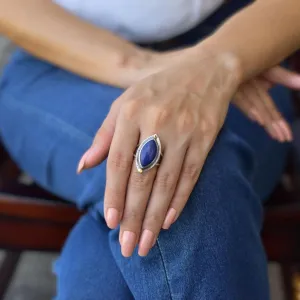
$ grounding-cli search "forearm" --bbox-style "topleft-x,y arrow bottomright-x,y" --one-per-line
200,0 -> 300,82
0,0 -> 147,87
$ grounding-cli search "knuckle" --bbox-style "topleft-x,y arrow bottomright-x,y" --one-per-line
177,110 -> 197,134
122,100 -> 140,120
151,106 -> 170,128
110,100 -> 120,112
130,171 -> 152,190
171,194 -> 189,210
181,163 -> 201,182
105,187 -> 124,208
143,213 -> 164,228
155,171 -> 177,192
198,117 -> 218,136
105,185 -> 124,201
122,209 -> 143,224
108,152 -> 132,172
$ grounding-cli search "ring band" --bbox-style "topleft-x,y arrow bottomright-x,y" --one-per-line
135,134 -> 162,173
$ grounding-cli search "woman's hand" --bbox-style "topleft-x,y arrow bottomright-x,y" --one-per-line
78,50 -> 241,257
143,54 -> 300,143
138,53 -> 300,143
232,66 -> 300,142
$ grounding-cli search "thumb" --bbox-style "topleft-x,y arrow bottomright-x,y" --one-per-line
263,66 -> 300,90
77,104 -> 119,173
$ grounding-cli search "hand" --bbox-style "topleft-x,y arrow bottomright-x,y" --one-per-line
232,66 -> 300,142
77,49 -> 241,257
139,50 -> 300,143
133,47 -> 196,83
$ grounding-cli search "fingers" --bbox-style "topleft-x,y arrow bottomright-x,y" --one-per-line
119,137 -> 158,257
233,90 -> 265,125
77,102 -> 120,173
241,82 -> 281,140
263,66 -> 300,90
104,112 -> 140,230
137,144 -> 186,256
161,134 -> 212,232
252,80 -> 293,142
233,80 -> 292,142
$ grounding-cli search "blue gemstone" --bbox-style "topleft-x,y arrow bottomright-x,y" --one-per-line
140,139 -> 158,168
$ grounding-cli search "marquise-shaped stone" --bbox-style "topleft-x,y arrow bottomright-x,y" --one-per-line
140,139 -> 158,168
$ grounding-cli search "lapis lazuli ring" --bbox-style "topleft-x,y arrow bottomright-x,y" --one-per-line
135,134 -> 163,173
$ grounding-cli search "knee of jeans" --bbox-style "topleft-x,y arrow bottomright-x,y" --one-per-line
209,126 -> 256,180
168,127 -> 262,243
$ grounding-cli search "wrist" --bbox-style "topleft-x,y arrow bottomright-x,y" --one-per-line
116,46 -> 161,86
192,39 -> 244,86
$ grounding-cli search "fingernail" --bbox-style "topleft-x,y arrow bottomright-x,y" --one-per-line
267,124 -> 277,140
278,120 -> 293,142
106,208 -> 120,229
138,229 -> 155,257
152,237 -> 157,247
77,151 -> 89,174
119,231 -> 123,244
272,122 -> 284,142
121,231 -> 136,257
162,208 -> 177,230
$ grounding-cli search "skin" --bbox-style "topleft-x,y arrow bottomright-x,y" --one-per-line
1,0 -> 300,257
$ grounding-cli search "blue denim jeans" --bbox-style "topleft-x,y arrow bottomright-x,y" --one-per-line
0,1 -> 294,299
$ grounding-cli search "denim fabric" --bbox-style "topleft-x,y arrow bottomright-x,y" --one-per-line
0,1 -> 294,299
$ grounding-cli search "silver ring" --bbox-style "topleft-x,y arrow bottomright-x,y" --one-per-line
135,134 -> 162,173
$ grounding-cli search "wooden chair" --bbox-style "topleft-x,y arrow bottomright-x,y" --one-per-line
0,54 -> 300,300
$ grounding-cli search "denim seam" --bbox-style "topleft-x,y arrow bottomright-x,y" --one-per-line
1,91 -> 93,146
156,238 -> 173,300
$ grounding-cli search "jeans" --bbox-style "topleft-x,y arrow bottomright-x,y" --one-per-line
0,1 -> 294,299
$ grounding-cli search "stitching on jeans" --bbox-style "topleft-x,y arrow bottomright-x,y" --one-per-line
156,238 -> 173,300
1,91 -> 93,146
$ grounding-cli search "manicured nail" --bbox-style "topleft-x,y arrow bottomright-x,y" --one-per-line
275,122 -> 288,143
152,237 -> 157,247
278,120 -> 293,142
119,231 -> 123,244
121,231 -> 136,257
271,123 -> 284,142
77,151 -> 89,174
266,124 -> 277,140
138,229 -> 155,257
106,208 -> 120,229
162,208 -> 177,230
275,121 -> 287,142
248,110 -> 255,122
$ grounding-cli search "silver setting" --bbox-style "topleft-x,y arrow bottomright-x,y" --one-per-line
135,134 -> 162,173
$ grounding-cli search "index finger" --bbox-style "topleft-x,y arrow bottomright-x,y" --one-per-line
104,106 -> 140,229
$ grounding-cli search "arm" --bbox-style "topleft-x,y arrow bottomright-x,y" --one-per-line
0,0 -> 151,87
201,0 -> 300,81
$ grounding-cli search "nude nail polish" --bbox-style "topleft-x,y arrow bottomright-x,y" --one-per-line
106,208 -> 120,229
77,151 -> 89,174
139,229 -> 155,257
162,208 -> 177,230
121,231 -> 136,257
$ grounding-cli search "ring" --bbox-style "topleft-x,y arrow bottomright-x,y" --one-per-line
135,134 -> 163,173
